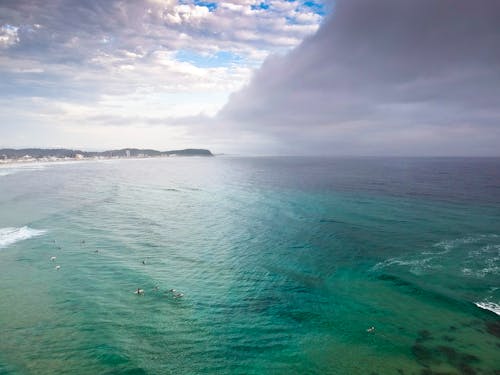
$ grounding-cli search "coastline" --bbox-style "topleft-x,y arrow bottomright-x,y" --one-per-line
0,148 -> 214,166
0,155 -> 171,167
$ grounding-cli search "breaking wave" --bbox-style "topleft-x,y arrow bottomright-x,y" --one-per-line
372,234 -> 500,277
0,164 -> 47,177
474,301 -> 500,316
0,226 -> 47,249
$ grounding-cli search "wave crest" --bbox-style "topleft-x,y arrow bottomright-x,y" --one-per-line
0,226 -> 47,248
373,234 -> 499,277
474,301 -> 500,316
0,164 -> 47,177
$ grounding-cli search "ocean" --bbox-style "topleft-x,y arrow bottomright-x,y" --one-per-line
0,157 -> 499,374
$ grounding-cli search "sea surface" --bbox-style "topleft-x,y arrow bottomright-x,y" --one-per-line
0,157 -> 499,375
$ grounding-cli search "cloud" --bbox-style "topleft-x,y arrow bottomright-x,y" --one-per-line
217,0 -> 500,155
0,0 -> 324,98
0,0 -> 323,69
0,0 -> 325,149
0,24 -> 19,48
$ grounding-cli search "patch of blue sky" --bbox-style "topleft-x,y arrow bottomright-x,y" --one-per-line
285,0 -> 326,24
251,2 -> 269,11
1,24 -> 18,32
192,0 -> 217,11
302,0 -> 326,15
175,50 -> 243,68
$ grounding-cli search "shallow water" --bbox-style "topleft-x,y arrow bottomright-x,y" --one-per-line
0,157 -> 499,374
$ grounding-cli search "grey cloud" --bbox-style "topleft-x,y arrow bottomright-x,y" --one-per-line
85,113 -> 210,127
217,0 -> 500,155
0,0 -> 321,64
0,0 -> 322,103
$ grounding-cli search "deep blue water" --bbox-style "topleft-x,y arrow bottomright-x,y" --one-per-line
0,157 -> 499,374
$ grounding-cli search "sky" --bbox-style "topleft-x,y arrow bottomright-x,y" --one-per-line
1,0 -> 499,155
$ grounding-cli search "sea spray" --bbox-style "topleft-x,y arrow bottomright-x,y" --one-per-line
0,226 -> 47,248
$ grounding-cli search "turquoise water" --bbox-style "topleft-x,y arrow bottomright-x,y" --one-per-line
0,157 -> 499,374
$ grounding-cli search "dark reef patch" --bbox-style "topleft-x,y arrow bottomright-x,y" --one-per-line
411,338 -> 481,375
441,335 -> 455,342
412,344 -> 436,364
416,330 -> 433,343
436,345 -> 479,365
485,321 -> 500,338
378,274 -> 412,287
420,370 -> 454,375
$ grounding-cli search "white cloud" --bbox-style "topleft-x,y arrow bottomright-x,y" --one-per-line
291,12 -> 322,25
0,24 -> 19,48
0,0 -> 325,149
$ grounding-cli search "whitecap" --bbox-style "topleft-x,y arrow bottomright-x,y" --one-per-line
0,226 -> 47,249
433,234 -> 499,252
474,301 -> 500,316
433,236 -> 480,252
0,170 -> 14,177
462,267 -> 474,276
371,257 -> 434,274
0,164 -> 47,177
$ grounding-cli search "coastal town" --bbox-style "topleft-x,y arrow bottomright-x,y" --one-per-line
0,148 -> 213,164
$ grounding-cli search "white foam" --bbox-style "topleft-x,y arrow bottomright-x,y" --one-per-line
0,171 -> 13,177
474,301 -> 500,316
0,226 -> 47,248
0,164 -> 47,177
462,243 -> 500,278
433,234 -> 499,252
372,257 -> 434,274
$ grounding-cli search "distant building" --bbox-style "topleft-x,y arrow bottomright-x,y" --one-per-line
126,150 -> 131,158
75,154 -> 84,160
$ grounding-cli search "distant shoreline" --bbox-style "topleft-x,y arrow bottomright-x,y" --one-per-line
0,148 -> 214,165
0,155 -> 172,167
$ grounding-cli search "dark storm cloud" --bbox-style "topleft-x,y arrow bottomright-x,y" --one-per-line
218,0 -> 500,155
